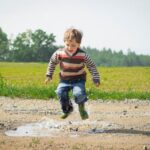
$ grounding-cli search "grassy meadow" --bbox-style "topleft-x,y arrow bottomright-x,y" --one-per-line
0,62 -> 150,100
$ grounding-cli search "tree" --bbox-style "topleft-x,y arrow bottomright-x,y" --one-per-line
31,29 -> 56,61
0,27 -> 9,60
12,30 -> 33,61
11,29 -> 56,62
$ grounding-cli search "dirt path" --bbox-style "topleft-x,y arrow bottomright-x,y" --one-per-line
0,96 -> 150,150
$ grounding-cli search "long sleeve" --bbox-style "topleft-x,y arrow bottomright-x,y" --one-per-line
46,51 -> 59,79
84,53 -> 100,84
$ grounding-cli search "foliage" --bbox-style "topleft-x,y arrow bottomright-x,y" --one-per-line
0,27 -> 9,61
10,29 -> 57,62
0,73 -> 6,89
0,27 -> 150,66
83,47 -> 150,66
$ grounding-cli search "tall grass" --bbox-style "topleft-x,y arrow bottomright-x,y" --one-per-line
0,62 -> 150,100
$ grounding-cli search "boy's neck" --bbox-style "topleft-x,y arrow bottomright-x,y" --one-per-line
65,48 -> 79,56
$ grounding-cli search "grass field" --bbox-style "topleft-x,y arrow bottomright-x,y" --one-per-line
0,62 -> 150,100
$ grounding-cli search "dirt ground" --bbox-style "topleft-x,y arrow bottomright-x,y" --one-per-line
0,96 -> 150,150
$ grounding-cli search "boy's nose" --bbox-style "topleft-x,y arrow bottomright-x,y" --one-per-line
68,47 -> 73,50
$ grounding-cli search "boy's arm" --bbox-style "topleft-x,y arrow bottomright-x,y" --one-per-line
84,53 -> 100,85
46,51 -> 59,80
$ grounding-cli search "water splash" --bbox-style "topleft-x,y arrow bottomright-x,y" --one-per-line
5,117 -> 67,137
5,117 -> 122,137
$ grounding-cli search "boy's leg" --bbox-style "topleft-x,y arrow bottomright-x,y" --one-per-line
72,80 -> 89,120
61,100 -> 73,119
78,103 -> 89,120
56,82 -> 73,119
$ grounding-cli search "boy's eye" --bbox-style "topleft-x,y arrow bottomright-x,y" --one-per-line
67,44 -> 76,47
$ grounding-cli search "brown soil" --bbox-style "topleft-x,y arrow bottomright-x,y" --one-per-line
0,96 -> 150,150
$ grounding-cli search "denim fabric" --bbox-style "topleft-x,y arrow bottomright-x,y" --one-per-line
55,79 -> 88,112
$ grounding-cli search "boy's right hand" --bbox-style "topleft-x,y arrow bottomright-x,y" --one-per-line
45,77 -> 51,84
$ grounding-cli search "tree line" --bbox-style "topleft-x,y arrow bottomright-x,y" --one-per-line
83,47 -> 150,66
0,27 -> 150,66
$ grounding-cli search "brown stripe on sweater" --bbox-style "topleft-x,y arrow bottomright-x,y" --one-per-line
60,68 -> 85,76
61,62 -> 84,68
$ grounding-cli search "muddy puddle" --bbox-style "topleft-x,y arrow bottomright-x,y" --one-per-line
5,117 -> 123,137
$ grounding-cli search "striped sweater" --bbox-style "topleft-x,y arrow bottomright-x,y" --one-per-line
46,48 -> 100,84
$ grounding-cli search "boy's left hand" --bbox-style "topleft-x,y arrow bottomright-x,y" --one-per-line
95,82 -> 100,87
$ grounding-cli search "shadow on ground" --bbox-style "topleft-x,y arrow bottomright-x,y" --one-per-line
88,128 -> 150,136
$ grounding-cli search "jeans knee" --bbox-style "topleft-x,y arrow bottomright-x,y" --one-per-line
73,90 -> 82,98
75,95 -> 88,104
73,90 -> 87,104
56,89 -> 68,98
73,86 -> 83,97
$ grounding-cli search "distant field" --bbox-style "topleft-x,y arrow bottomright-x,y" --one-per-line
0,62 -> 150,100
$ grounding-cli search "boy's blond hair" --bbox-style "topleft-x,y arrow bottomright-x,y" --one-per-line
64,28 -> 83,44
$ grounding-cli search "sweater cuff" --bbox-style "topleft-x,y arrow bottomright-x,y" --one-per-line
46,74 -> 52,79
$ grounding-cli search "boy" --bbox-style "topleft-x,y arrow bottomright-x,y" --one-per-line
45,28 -> 100,120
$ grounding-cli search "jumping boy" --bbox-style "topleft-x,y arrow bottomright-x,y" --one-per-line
45,28 -> 100,120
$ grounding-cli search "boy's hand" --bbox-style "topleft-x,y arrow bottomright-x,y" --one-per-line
95,82 -> 100,87
45,77 -> 51,84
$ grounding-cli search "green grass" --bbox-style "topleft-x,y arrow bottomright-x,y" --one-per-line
0,62 -> 150,100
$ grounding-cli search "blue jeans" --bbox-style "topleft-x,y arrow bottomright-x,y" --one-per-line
55,79 -> 88,113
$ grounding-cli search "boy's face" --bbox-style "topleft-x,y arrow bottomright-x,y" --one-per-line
64,40 -> 80,53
